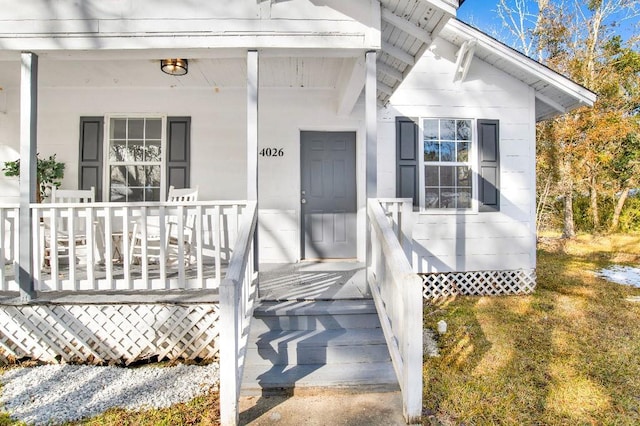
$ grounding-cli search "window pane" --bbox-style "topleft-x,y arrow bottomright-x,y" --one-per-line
440,142 -> 455,161
128,140 -> 144,162
423,119 -> 439,140
457,189 -> 472,208
127,166 -> 145,187
440,120 -> 456,140
457,166 -> 471,187
424,141 -> 439,161
110,166 -> 127,201
440,166 -> 455,186
457,142 -> 470,162
146,141 -> 162,162
145,188 -> 161,202
425,190 -> 439,208
128,119 -> 144,139
110,166 -> 126,186
111,119 -> 127,139
145,166 -> 161,187
109,141 -> 127,162
145,118 -> 162,139
128,188 -> 144,202
440,188 -> 456,208
110,186 -> 126,202
456,120 -> 471,141
425,166 -> 439,186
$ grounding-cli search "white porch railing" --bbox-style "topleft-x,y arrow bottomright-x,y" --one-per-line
377,198 -> 414,264
1,201 -> 249,292
0,205 -> 19,291
368,198 -> 422,424
219,201 -> 258,426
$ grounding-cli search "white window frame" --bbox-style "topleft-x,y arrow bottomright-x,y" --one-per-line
103,114 -> 168,202
418,117 -> 479,214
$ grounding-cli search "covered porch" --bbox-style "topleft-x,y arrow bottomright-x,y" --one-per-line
0,198 -> 421,424
0,0 -> 464,424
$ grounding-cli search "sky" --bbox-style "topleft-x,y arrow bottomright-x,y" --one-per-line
457,0 -> 639,49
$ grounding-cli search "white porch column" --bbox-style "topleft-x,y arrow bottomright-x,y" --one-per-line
18,52 -> 38,301
247,50 -> 259,272
365,50 -> 377,292
365,50 -> 377,198
247,50 -> 259,201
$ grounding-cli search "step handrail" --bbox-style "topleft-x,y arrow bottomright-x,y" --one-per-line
219,200 -> 258,426
368,198 -> 422,424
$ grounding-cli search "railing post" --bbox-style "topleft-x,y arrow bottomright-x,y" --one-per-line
400,199 -> 414,265
219,278 -> 240,426
218,202 -> 258,426
403,273 -> 423,424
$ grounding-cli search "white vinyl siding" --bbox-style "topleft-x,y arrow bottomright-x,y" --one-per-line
378,35 -> 536,273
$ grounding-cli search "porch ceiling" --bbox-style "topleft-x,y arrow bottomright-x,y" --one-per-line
376,0 -> 458,104
0,55 -> 347,91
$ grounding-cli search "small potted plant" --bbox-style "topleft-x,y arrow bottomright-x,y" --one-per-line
3,154 -> 65,203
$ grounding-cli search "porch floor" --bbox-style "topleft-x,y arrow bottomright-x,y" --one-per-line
258,261 -> 368,301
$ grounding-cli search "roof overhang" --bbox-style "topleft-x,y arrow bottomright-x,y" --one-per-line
376,0 -> 462,104
439,19 -> 597,121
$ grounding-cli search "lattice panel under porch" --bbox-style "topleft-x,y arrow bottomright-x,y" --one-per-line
0,304 -> 219,365
421,269 -> 537,299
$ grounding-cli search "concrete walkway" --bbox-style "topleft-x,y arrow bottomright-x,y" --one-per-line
239,390 -> 407,425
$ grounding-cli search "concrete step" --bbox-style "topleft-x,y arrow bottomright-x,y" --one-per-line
241,362 -> 399,395
248,329 -> 390,365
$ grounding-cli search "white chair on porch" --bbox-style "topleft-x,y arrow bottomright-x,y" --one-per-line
129,186 -> 199,266
43,187 -> 98,267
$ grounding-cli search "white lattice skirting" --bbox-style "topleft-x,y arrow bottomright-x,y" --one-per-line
0,304 -> 220,365
421,269 -> 537,299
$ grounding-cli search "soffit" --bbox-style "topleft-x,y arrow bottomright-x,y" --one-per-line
377,0 -> 458,104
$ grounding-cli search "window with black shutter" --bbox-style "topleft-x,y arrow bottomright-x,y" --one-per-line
395,116 -> 500,212
79,115 -> 190,201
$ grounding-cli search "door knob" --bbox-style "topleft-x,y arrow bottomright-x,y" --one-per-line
301,199 -> 307,204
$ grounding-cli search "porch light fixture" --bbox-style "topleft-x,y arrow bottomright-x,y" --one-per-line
160,58 -> 188,76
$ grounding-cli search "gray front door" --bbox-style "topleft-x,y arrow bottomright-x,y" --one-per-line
300,131 -> 357,259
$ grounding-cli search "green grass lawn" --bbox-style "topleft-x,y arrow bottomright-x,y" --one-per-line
423,234 -> 640,425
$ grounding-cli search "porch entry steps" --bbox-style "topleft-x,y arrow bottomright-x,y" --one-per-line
241,300 -> 398,396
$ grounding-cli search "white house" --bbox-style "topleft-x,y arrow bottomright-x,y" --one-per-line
0,1 -> 595,424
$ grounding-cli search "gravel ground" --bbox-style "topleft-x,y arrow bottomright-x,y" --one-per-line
0,362 -> 219,425
423,329 -> 440,357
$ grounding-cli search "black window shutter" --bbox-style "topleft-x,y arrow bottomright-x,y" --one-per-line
166,117 -> 191,193
78,116 -> 104,200
478,119 -> 500,212
396,117 -> 419,207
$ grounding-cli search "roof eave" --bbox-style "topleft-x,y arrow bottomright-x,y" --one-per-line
447,19 -> 597,110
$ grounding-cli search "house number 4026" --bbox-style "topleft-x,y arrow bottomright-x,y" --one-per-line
259,148 -> 284,157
